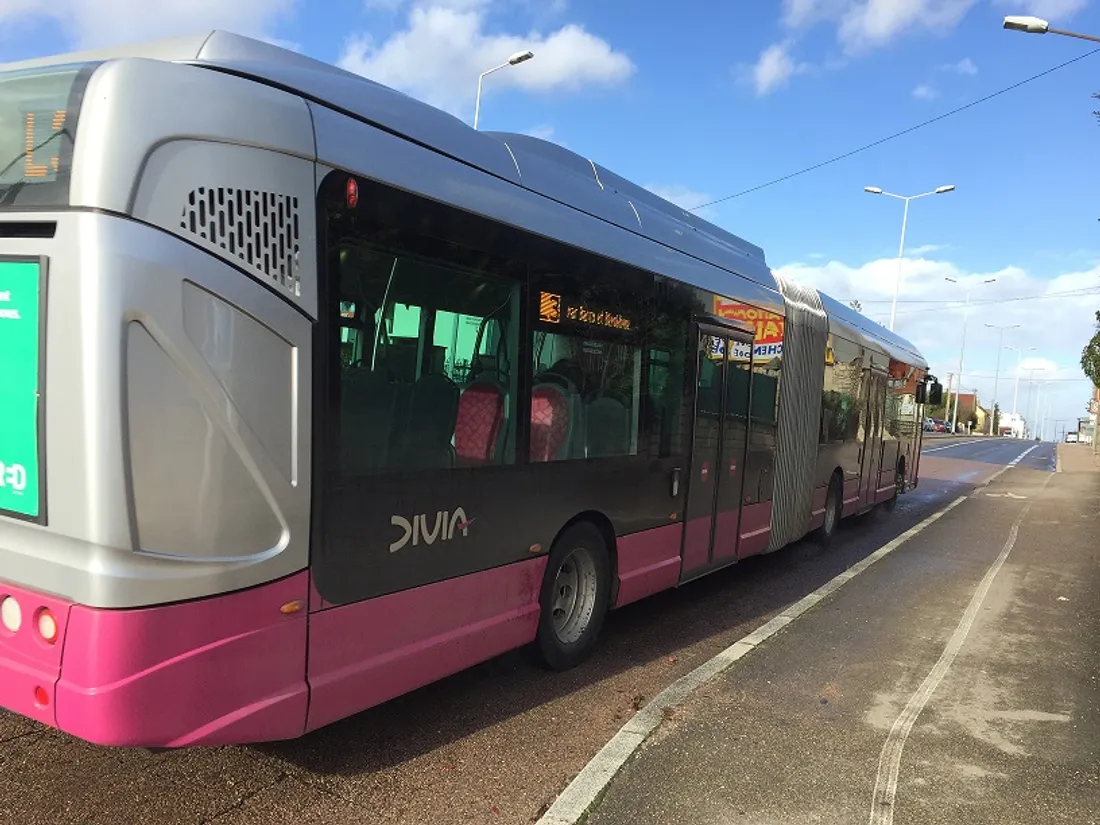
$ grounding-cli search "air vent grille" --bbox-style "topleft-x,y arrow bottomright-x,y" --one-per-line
181,187 -> 300,297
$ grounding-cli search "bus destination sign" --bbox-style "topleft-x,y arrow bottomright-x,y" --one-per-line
538,291 -> 632,332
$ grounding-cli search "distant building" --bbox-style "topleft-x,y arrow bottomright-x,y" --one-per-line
999,411 -> 1026,438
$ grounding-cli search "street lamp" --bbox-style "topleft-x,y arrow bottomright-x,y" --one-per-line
1006,345 -> 1036,417
473,50 -> 535,131
864,185 -> 955,331
984,323 -> 1021,434
1003,15 -> 1100,43
945,276 -> 996,431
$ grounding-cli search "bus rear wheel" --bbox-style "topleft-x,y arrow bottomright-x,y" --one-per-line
814,473 -> 842,548
535,522 -> 611,671
882,460 -> 905,513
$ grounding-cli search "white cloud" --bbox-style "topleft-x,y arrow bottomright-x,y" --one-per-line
908,243 -> 944,255
644,184 -> 713,212
524,124 -> 556,140
776,254 -> 1100,423
992,0 -> 1088,21
338,3 -> 634,117
940,57 -> 977,75
747,41 -> 811,96
912,83 -> 939,99
780,0 -> 977,53
0,0 -> 297,49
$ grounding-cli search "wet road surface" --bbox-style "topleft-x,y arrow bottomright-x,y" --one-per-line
587,441 -> 1098,825
0,440 -> 1057,825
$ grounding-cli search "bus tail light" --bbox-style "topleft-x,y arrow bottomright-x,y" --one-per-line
35,607 -> 58,644
1,595 -> 21,633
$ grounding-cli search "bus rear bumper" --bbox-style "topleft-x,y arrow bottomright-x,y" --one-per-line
0,572 -> 310,748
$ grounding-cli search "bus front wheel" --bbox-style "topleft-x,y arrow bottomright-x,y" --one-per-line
815,473 -> 843,548
535,522 -> 612,671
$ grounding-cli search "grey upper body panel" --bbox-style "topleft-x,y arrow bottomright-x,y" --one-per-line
0,30 -> 782,309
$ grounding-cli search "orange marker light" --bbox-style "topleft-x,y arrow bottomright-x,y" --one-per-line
279,600 -> 303,615
529,544 -> 543,554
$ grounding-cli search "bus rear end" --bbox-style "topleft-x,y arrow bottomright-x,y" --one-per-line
0,53 -> 317,746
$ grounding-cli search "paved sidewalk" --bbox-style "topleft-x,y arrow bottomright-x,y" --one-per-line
1059,442 -> 1100,473
585,462 -> 1100,825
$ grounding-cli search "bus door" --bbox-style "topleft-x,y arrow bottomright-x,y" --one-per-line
680,320 -> 755,581
859,369 -> 887,510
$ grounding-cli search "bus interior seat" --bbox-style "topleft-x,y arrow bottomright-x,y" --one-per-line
584,392 -> 631,458
531,382 -> 574,462
400,372 -> 460,469
455,378 -> 506,464
341,368 -> 398,472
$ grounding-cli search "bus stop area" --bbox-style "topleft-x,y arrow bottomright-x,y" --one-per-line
567,443 -> 1100,825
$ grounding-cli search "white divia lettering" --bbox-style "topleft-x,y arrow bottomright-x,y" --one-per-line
389,515 -> 413,553
390,507 -> 472,553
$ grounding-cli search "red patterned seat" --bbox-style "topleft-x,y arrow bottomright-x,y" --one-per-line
455,380 -> 505,464
531,384 -> 571,462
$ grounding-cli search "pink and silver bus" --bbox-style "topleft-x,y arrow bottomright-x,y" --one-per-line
0,32 -> 941,747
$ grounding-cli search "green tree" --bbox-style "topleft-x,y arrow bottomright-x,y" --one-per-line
992,403 -> 1001,435
1082,309 -> 1100,389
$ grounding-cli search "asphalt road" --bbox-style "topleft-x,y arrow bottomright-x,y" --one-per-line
0,439 -> 1060,825
588,440 -> 1097,825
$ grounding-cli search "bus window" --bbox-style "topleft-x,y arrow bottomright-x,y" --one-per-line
334,243 -> 520,473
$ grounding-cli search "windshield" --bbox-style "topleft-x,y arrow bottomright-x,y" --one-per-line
0,62 -> 97,208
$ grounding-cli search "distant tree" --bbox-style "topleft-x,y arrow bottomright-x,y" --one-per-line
849,299 -> 863,313
992,403 -> 1001,435
1082,309 -> 1100,389
967,411 -> 978,431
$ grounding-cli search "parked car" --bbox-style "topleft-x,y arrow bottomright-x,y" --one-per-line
1065,432 -> 1079,443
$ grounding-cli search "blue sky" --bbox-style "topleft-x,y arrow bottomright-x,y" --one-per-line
1,0 -> 1098,434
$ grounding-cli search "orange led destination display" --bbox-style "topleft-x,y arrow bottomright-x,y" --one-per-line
539,291 -> 632,332
22,110 -> 67,179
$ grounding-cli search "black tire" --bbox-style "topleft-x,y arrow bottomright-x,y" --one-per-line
535,522 -> 612,671
882,461 -> 904,513
814,473 -> 843,547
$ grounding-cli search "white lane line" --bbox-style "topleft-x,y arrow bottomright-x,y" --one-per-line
866,468 -> 1052,825
535,497 -> 969,825
921,441 -> 977,453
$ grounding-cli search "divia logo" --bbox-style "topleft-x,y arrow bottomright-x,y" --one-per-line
390,508 -> 473,553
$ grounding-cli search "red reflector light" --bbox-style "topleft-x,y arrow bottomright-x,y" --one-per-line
33,686 -> 48,706
346,177 -> 358,209
35,608 -> 58,644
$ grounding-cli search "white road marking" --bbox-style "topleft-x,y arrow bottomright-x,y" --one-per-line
536,444 -> 1039,825
866,454 -> 1051,825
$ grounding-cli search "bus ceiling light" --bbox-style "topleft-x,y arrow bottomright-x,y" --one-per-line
35,607 -> 58,644
1,596 -> 22,633
1003,15 -> 1049,34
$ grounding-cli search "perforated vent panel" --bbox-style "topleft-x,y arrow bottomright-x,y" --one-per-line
181,187 -> 301,297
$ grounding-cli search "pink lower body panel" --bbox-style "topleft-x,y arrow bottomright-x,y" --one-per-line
0,581 -> 72,730
738,501 -> 773,558
306,558 -> 546,733
55,572 -> 310,748
614,523 -> 683,608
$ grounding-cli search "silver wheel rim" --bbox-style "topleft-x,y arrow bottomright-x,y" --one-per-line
551,546 -> 599,645
824,487 -> 838,534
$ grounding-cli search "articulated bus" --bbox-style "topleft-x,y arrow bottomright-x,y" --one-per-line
0,32 -> 941,747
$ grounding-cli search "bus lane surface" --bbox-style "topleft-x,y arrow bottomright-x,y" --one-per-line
583,443 -> 1098,825
0,441 -> 1053,825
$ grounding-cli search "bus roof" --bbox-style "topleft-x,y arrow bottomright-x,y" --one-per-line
0,30 -> 928,370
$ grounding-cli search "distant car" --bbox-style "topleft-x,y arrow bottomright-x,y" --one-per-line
1065,432 -> 1079,443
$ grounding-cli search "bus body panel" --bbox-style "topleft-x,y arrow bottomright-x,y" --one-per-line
0,213 -> 312,609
